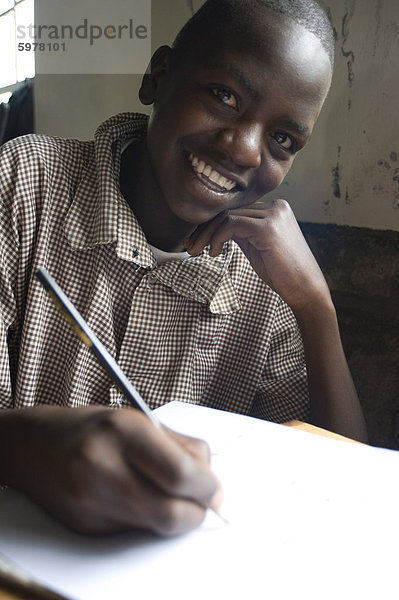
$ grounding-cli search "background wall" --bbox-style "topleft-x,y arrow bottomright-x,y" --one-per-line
33,0 -> 399,449
272,0 -> 399,233
33,0 -> 196,139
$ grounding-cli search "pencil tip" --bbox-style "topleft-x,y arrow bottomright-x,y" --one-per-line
212,507 -> 229,525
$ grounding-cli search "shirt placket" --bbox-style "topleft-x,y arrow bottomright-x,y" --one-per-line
114,267 -> 203,409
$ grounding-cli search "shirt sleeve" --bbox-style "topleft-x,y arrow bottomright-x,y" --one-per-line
0,140 -> 25,409
249,298 -> 310,423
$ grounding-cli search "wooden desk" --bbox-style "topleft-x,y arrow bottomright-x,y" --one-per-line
0,592 -> 24,600
0,587 -> 66,600
0,578 -> 68,600
0,420 -> 359,600
0,574 -> 69,600
284,420 -> 362,443
0,592 -> 22,600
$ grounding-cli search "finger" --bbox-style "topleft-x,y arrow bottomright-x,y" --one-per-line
65,495 -> 209,536
184,212 -> 227,255
229,200 -> 268,213
207,215 -> 263,257
121,475 -> 210,536
225,205 -> 268,218
164,426 -> 211,463
163,427 -> 224,511
113,410 -> 221,509
97,461 -> 210,536
186,203 -> 275,256
227,198 -> 292,217
114,448 -> 223,535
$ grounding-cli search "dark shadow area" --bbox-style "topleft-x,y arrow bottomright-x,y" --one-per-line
301,222 -> 399,450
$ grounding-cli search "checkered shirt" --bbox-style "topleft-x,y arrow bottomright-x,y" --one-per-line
0,113 -> 309,422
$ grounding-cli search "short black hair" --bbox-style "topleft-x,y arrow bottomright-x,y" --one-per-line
173,0 -> 335,70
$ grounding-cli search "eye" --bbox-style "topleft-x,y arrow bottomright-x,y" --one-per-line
272,131 -> 295,152
210,87 -> 238,109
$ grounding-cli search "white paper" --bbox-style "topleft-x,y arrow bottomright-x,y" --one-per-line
1,401 -> 399,600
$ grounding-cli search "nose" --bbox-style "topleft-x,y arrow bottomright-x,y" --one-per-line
216,121 -> 263,169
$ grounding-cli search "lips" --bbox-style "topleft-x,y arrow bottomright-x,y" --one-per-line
187,152 -> 238,193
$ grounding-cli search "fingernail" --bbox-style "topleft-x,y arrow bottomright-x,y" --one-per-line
210,489 -> 229,524
209,487 -> 224,511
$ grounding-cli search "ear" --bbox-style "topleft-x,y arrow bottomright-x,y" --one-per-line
139,45 -> 172,105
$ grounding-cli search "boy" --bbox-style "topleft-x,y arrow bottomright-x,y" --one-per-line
0,0 -> 367,536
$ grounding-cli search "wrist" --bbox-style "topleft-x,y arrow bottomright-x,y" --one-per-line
293,290 -> 337,331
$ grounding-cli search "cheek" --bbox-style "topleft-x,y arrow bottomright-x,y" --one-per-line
148,105 -> 204,158
256,160 -> 293,196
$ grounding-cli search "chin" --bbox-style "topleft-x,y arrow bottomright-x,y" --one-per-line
169,200 -> 221,226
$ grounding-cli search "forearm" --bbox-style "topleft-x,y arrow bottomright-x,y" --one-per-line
295,297 -> 368,443
186,199 -> 368,443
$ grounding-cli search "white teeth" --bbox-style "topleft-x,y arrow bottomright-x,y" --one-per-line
208,170 -> 222,185
188,152 -> 236,191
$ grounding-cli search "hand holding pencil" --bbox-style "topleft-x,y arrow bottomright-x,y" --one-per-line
0,269 -> 223,537
2,404 -> 222,535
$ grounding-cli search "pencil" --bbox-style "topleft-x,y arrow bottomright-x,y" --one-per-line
0,553 -> 72,600
35,267 -> 228,525
35,267 -> 161,428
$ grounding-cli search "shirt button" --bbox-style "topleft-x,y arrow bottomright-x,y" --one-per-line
146,272 -> 158,290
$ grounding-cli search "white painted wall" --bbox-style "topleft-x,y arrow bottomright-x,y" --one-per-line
270,0 -> 399,232
34,0 -> 399,232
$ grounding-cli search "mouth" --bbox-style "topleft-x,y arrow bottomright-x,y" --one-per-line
187,152 -> 241,193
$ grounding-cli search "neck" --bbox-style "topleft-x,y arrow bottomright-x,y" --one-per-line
120,140 -> 196,252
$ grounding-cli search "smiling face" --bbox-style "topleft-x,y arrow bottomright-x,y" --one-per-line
137,6 -> 332,231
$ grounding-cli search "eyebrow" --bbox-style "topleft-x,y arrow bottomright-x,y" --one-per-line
278,117 -> 310,138
205,61 -> 310,138
206,61 -> 260,100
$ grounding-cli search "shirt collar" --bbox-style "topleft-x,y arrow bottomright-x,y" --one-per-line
64,112 -> 152,262
154,242 -> 241,314
64,113 -> 241,314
